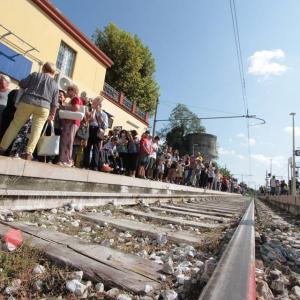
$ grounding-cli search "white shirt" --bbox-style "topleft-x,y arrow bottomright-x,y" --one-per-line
270,178 -> 276,188
90,110 -> 108,129
149,142 -> 158,159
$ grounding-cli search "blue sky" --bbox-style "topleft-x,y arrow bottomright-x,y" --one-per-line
52,0 -> 300,187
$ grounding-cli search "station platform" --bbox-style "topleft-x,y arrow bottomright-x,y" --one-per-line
0,157 -> 238,210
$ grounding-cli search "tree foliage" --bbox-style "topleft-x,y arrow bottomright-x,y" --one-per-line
94,23 -> 159,113
219,166 -> 232,178
159,104 -> 206,154
167,104 -> 206,136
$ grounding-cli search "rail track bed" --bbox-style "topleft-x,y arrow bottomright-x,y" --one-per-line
255,198 -> 300,300
0,195 -> 248,299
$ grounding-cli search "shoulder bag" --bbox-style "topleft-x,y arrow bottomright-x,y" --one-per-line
37,121 -> 60,156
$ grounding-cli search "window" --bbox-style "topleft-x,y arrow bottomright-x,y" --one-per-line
56,42 -> 76,77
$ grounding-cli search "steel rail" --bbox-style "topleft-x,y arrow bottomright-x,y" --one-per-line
198,199 -> 255,300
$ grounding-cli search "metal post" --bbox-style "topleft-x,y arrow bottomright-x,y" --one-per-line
288,159 -> 290,189
290,113 -> 296,196
193,144 -> 198,156
152,98 -> 159,137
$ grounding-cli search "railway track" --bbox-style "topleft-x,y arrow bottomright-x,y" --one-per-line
0,192 -> 252,299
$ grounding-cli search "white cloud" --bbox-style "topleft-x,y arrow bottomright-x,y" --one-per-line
236,133 -> 256,146
218,147 -> 245,160
284,126 -> 300,137
251,154 -> 285,168
219,147 -> 236,155
248,138 -> 256,146
248,49 -> 288,77
251,154 -> 270,165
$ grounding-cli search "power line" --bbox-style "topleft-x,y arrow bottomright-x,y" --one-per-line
229,0 -> 252,176
229,0 -> 248,114
160,100 -> 242,116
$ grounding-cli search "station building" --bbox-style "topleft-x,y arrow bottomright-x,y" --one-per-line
0,0 -> 149,134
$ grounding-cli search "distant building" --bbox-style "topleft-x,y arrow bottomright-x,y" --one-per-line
0,0 -> 149,134
185,133 -> 217,161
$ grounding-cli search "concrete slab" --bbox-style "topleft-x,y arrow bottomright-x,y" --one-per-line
0,156 -> 239,197
149,206 -> 230,222
23,160 -> 89,182
0,156 -> 25,176
160,204 -> 234,218
122,208 -> 220,229
80,213 -> 203,246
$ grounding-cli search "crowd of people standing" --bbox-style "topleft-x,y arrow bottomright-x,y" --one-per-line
0,64 -> 240,193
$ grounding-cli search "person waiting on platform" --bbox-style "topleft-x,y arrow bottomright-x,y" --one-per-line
83,96 -> 108,171
0,62 -> 58,160
58,84 -> 82,167
0,74 -> 11,134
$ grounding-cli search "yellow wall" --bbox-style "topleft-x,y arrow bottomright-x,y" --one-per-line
0,0 -> 106,93
0,0 -> 148,135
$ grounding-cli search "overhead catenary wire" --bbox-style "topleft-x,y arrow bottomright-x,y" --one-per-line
160,100 -> 243,116
229,0 -> 252,178
229,0 -> 248,115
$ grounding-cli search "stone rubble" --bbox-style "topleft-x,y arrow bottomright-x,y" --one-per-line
10,201 -> 234,299
34,279 -> 44,291
32,264 -> 46,275
291,286 -> 300,299
162,258 -> 175,274
160,289 -> 178,300
95,282 -> 105,293
256,199 -> 300,300
66,279 -> 88,297
4,279 -> 22,295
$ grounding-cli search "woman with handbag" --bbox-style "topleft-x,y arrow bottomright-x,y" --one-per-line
58,84 -> 82,167
83,96 -> 108,171
0,62 -> 58,160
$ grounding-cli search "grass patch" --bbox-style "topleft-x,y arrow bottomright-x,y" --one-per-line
0,243 -> 73,299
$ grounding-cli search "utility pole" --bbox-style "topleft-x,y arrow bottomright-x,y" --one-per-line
270,158 -> 272,176
152,98 -> 159,137
288,159 -> 290,186
290,112 -> 296,196
193,144 -> 198,156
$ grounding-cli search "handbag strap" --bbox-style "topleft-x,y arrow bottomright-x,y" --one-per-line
40,121 -> 55,137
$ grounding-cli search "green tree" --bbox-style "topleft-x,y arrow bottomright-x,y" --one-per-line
159,103 -> 206,154
168,104 -> 206,135
219,166 -> 232,178
94,23 -> 159,113
165,125 -> 187,154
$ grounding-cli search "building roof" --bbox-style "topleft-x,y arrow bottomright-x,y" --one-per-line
31,0 -> 113,68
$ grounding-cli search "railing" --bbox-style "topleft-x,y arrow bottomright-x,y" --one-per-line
123,97 -> 133,111
103,82 -> 119,102
102,82 -> 148,123
136,106 -> 146,119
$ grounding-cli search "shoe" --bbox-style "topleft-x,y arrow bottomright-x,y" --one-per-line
0,148 -> 6,156
9,154 -> 21,159
21,153 -> 33,161
101,164 -> 113,172
63,162 -> 74,168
